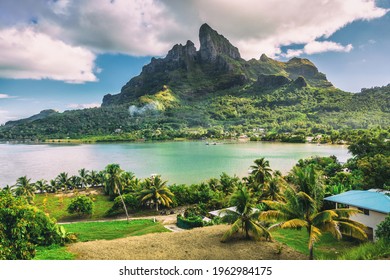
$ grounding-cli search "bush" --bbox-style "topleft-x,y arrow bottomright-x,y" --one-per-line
177,214 -> 203,229
106,193 -> 140,215
0,192 -> 65,260
67,195 -> 94,217
376,214 -> 390,242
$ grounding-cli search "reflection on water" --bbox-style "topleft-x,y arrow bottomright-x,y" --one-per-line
0,141 -> 350,186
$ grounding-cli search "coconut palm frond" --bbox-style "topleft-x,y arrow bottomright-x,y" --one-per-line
312,210 -> 338,225
140,193 -> 153,201
338,221 -> 368,241
260,210 -> 285,221
280,218 -> 307,229
318,220 -> 342,240
221,219 -> 242,242
334,208 -> 361,218
308,225 -> 322,250
248,220 -> 272,241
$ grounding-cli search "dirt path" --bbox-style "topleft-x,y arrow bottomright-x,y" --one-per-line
68,225 -> 306,260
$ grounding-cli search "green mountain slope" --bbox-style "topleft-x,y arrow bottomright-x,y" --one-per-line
0,24 -> 389,141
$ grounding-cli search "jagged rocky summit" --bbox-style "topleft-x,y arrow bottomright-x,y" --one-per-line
102,23 -> 332,106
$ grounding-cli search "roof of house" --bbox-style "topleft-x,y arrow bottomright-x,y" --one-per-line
209,206 -> 237,217
324,190 -> 390,214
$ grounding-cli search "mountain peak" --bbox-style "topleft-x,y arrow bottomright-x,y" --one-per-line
199,23 -> 241,62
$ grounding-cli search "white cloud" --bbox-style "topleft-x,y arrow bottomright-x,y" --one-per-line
0,94 -> 15,99
284,41 -> 353,58
304,41 -> 353,55
0,109 -> 15,125
0,0 -> 388,83
67,103 -> 101,109
0,27 -> 97,83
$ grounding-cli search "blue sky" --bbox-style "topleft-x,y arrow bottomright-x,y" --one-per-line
0,0 -> 389,124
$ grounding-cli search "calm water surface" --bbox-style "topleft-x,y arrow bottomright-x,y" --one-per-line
0,141 -> 351,186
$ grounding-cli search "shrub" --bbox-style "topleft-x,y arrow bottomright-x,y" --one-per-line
106,193 -> 140,215
0,192 -> 65,260
67,195 -> 94,217
376,214 -> 390,242
176,214 -> 203,229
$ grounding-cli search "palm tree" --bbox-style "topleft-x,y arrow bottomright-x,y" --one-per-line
2,185 -> 14,195
263,177 -> 284,202
56,172 -> 71,193
250,158 -> 273,188
288,165 -> 324,205
138,175 -> 174,212
262,166 -> 367,259
48,179 -> 58,193
221,186 -> 271,242
88,170 -> 103,188
78,168 -> 90,189
103,164 -> 129,221
14,176 -> 35,204
35,179 -> 48,194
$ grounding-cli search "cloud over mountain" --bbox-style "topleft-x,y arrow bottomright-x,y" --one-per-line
0,0 -> 387,82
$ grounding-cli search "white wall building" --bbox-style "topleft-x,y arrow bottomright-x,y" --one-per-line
324,190 -> 390,240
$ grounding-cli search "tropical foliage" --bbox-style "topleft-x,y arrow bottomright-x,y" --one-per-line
138,175 -> 174,211
221,186 -> 271,242
0,192 -> 68,260
262,166 -> 367,259
67,195 -> 94,217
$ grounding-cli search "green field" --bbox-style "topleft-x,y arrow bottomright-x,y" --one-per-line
34,191 -> 114,222
272,229 -> 361,260
34,219 -> 170,260
62,219 -> 170,242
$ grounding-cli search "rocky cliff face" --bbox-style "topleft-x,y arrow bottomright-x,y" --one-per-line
199,23 -> 241,62
102,24 -> 332,106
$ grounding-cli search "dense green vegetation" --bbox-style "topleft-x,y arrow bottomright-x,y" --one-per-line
0,192 -> 72,260
1,85 -> 389,142
1,132 -> 389,259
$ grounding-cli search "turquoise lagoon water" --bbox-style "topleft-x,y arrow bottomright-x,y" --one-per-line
0,141 -> 350,186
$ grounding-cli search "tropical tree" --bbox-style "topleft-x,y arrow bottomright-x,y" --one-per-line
221,186 -> 271,242
263,177 -> 284,202
34,179 -> 48,194
48,179 -> 58,193
250,158 -> 273,189
13,176 -> 35,204
219,172 -> 240,194
138,175 -> 174,212
103,164 -> 129,221
262,165 -> 367,259
56,172 -> 71,193
1,185 -> 14,195
67,195 -> 94,217
88,170 -> 103,188
78,168 -> 90,189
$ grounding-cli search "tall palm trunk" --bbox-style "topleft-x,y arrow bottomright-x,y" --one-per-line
309,246 -> 314,260
116,185 -> 129,222
307,225 -> 314,260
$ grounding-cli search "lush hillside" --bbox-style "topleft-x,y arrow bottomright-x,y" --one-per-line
0,24 -> 389,142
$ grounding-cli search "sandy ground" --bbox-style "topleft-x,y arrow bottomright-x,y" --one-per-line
68,224 -> 306,260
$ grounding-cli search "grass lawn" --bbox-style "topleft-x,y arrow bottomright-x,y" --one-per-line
34,219 -> 170,260
34,190 -> 114,222
34,245 -> 76,260
272,228 -> 361,259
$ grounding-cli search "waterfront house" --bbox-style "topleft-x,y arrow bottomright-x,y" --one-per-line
324,189 -> 390,240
